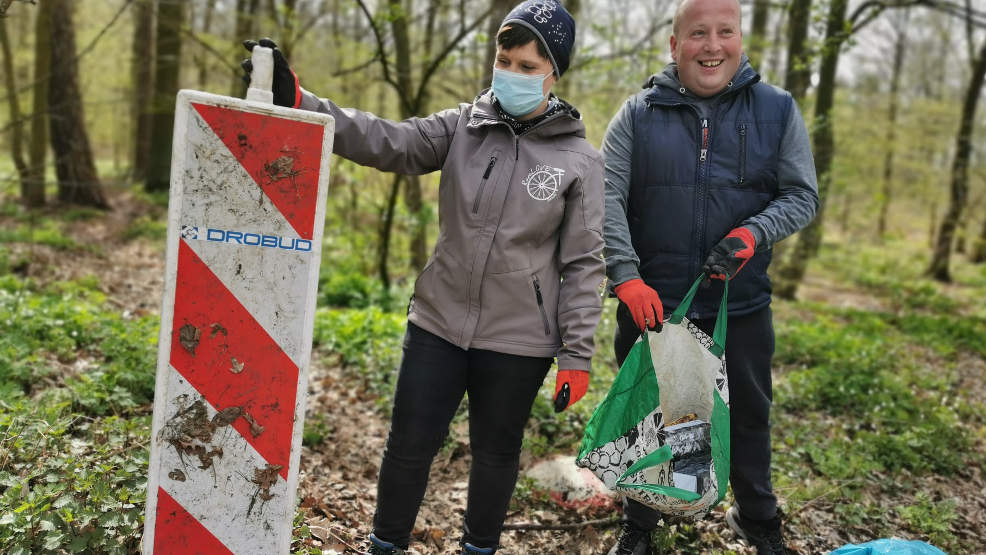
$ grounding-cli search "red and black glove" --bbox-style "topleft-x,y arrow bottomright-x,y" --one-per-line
703,227 -> 756,281
241,38 -> 302,108
614,278 -> 663,332
553,369 -> 589,412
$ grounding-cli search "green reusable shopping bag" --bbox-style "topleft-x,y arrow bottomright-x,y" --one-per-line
576,275 -> 731,517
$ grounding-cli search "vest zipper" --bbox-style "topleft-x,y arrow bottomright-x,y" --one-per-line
532,275 -> 551,335
472,155 -> 498,214
700,118 -> 709,162
738,123 -> 747,184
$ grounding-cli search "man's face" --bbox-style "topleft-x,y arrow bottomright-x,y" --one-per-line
670,0 -> 743,97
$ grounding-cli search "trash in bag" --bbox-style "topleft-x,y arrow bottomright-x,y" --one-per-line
576,275 -> 730,517
829,539 -> 948,555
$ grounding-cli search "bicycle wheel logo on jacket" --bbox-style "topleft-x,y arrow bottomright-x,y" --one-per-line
523,164 -> 565,201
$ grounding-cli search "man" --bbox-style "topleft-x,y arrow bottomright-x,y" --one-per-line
601,0 -> 818,553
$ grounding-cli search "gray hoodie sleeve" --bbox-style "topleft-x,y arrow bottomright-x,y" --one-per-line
601,97 -> 642,286
556,152 -> 606,372
739,97 -> 819,247
298,87 -> 460,175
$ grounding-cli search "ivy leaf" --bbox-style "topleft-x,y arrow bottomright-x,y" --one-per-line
68,534 -> 89,553
39,517 -> 58,531
97,511 -> 121,528
43,532 -> 66,550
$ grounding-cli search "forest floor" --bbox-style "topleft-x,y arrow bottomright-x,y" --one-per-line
3,189 -> 985,554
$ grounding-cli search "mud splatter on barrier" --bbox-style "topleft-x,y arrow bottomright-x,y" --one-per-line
243,413 -> 265,437
231,357 -> 245,374
169,469 -> 187,482
210,323 -> 228,338
247,463 -> 283,517
160,398 -> 238,472
212,406 -> 244,427
179,324 -> 202,355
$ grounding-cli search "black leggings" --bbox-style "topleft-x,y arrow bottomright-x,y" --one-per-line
614,303 -> 777,527
372,323 -> 552,549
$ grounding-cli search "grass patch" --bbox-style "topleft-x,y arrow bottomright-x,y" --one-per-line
121,216 -> 168,242
0,219 -> 82,251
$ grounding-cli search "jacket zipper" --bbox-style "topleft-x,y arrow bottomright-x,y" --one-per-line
532,276 -> 551,335
694,115 -> 713,290
472,155 -> 498,214
700,118 -> 709,162
738,123 -> 747,184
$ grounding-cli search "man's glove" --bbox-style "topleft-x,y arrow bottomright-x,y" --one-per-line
553,369 -> 588,412
614,278 -> 663,332
241,38 -> 301,108
703,227 -> 756,281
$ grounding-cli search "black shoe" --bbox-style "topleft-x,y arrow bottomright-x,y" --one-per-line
461,542 -> 496,554
367,533 -> 407,555
607,521 -> 652,555
725,506 -> 788,555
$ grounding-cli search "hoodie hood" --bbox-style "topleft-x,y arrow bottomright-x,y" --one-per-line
643,54 -> 759,104
469,88 -> 587,140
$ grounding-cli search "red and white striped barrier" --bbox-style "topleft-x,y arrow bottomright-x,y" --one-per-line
143,48 -> 334,554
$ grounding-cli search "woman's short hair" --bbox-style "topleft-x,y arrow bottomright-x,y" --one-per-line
496,25 -> 549,61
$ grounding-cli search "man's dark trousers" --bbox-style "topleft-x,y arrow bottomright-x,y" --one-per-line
613,302 -> 777,526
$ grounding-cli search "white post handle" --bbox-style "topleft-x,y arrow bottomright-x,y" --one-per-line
246,46 -> 275,104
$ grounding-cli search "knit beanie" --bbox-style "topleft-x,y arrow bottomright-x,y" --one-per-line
499,1 -> 576,77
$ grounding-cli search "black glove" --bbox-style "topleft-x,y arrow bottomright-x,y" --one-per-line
241,38 -> 300,107
702,227 -> 756,282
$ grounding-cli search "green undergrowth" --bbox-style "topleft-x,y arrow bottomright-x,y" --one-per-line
0,275 -> 156,553
768,241 -> 986,553
312,306 -> 406,403
0,273 -> 318,553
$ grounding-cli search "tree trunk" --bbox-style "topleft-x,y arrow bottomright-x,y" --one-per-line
747,0 -> 769,70
25,0 -> 51,208
972,214 -> 986,263
196,0 -> 214,88
230,0 -> 259,98
928,38 -> 986,281
145,0 -> 184,192
131,0 -> 155,182
773,0 -> 847,300
378,174 -> 403,289
783,0 -> 812,105
0,17 -> 29,198
876,20 -> 907,240
482,0 -> 514,89
48,0 -> 108,208
389,0 -> 429,272
279,0 -> 299,60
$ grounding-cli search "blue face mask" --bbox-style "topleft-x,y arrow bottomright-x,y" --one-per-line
492,68 -> 549,117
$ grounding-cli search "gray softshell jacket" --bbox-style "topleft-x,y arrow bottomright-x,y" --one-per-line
298,88 -> 605,371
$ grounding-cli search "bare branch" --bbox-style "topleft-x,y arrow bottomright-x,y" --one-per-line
179,28 -> 240,73
0,0 -> 36,19
570,17 -> 672,72
502,516 -> 620,531
847,0 -> 986,35
0,0 -> 132,104
353,0 -> 403,99
332,54 -> 381,77
413,4 -> 495,111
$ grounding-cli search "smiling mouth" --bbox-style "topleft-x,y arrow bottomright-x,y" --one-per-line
699,60 -> 723,68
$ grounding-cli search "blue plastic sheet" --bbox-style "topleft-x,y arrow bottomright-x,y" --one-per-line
830,539 -> 948,555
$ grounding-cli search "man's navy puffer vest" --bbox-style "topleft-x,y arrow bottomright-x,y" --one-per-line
629,62 -> 793,320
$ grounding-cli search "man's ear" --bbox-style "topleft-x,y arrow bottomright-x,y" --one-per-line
669,34 -> 678,62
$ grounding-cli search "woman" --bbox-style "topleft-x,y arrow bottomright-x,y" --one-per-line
244,2 -> 604,552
